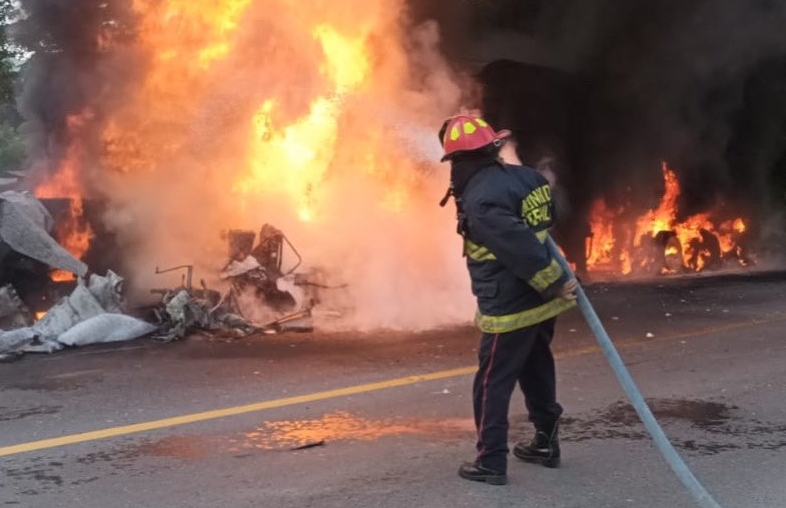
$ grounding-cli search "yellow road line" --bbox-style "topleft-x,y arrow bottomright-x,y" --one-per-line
0,366 -> 474,458
2,314 -> 784,459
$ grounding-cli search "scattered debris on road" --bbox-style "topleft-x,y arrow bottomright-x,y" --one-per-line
290,440 -> 326,451
0,192 -> 344,362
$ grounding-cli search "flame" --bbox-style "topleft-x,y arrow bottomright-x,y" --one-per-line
236,96 -> 342,222
34,113 -> 95,280
586,162 -> 749,276
634,162 -> 680,244
134,0 -> 253,73
313,24 -> 371,92
231,12 -> 385,222
587,200 -> 620,267
103,0 -> 413,212
40,0 -> 474,330
586,199 -> 633,274
100,0 -> 259,175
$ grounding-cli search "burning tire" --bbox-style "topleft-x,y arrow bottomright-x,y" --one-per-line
686,229 -> 722,271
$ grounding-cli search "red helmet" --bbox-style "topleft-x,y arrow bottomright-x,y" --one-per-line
439,114 -> 511,162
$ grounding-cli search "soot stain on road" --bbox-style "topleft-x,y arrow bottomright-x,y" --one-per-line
5,371 -> 104,392
75,438 -> 189,469
0,405 -> 62,422
2,460 -> 65,496
4,440 -> 183,498
561,398 -> 786,455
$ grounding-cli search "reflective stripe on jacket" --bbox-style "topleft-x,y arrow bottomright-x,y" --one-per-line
461,162 -> 576,333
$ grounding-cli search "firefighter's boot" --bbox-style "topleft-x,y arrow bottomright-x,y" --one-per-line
458,461 -> 507,485
512,422 -> 560,468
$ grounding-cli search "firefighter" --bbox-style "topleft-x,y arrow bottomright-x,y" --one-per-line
438,114 -> 578,485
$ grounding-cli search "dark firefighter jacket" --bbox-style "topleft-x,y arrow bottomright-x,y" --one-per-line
459,161 -> 576,333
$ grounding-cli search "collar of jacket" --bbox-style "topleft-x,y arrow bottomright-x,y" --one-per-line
450,153 -> 503,197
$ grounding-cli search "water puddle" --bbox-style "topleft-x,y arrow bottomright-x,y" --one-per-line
561,398 -> 786,455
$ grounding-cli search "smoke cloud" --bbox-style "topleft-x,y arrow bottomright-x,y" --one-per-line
13,0 -> 786,330
10,0 -> 479,331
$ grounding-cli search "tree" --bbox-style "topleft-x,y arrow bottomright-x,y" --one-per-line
1,0 -> 24,173
0,0 -> 17,105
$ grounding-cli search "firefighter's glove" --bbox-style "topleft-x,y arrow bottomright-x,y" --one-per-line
555,278 -> 579,301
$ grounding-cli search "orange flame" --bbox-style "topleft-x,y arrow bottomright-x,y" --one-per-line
99,0 -> 421,234
46,0 -> 475,332
586,162 -> 749,276
634,162 -> 680,245
586,199 -> 617,266
34,113 -> 95,280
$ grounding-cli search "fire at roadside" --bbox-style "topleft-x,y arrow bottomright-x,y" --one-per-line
4,0 -> 786,361
582,162 -> 755,279
0,158 -> 762,363
0,191 -> 342,362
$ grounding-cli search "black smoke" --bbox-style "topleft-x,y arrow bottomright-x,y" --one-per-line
10,0 -> 134,187
8,0 -> 135,275
410,0 -> 786,261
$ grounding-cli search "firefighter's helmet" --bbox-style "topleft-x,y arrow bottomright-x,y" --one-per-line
439,114 -> 511,162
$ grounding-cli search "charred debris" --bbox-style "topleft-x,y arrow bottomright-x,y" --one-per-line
0,192 -> 336,362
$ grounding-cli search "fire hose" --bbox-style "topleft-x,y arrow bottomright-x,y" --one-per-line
545,236 -> 724,508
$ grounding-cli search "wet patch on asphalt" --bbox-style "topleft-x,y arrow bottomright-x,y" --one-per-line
560,398 -> 786,455
7,399 -> 782,499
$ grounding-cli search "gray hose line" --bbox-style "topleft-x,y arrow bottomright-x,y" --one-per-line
546,236 -> 723,508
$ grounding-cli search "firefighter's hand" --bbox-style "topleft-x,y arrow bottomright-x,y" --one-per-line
555,278 -> 579,301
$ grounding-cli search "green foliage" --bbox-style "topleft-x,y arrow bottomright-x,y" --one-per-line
0,122 -> 25,173
0,60 -> 12,106
1,0 -> 17,106
0,0 -> 24,174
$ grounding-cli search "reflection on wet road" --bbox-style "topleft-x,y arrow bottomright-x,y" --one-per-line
114,398 -> 786,462
231,412 -> 476,451
4,399 -> 786,502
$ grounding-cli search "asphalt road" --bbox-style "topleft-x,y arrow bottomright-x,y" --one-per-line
2,270 -> 786,508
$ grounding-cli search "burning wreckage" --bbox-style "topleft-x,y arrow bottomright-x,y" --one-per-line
0,165 -> 760,362
149,224 -> 327,341
0,191 -> 332,362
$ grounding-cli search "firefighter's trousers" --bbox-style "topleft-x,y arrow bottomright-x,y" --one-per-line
472,318 -> 563,473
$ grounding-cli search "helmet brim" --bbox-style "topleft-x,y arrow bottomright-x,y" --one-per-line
495,129 -> 512,141
440,129 -> 513,162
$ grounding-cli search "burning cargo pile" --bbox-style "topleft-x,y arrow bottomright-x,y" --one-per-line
0,190 -> 148,360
